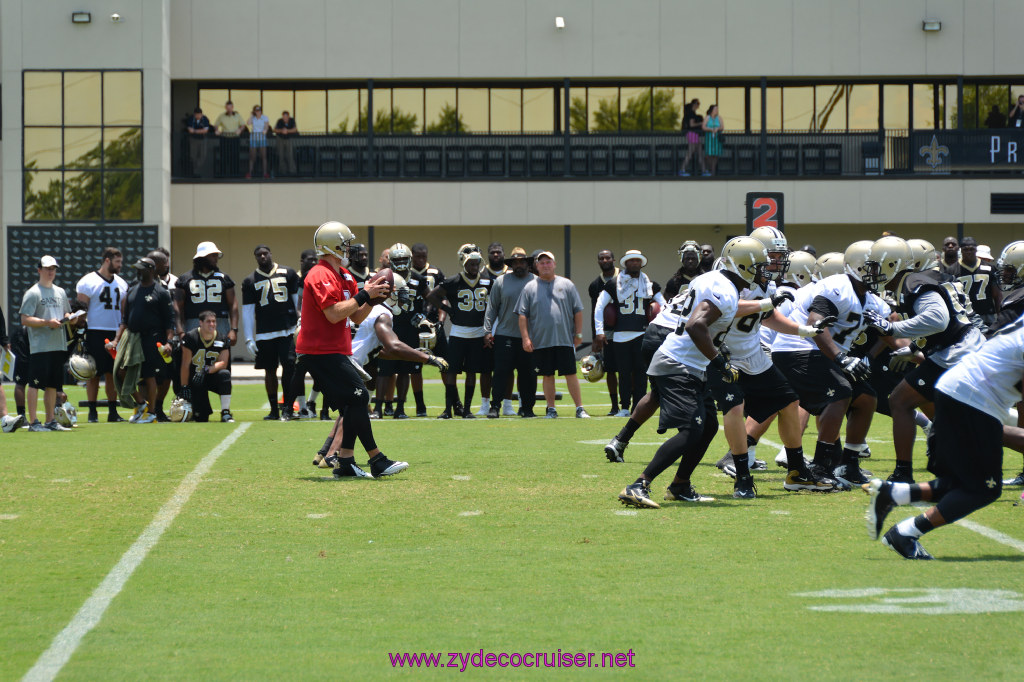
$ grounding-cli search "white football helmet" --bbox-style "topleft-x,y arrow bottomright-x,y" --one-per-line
54,402 -> 74,428
169,398 -> 194,422
784,250 -> 817,288
749,226 -> 790,281
580,354 -> 605,383
457,243 -> 482,269
388,243 -> 412,273
386,273 -> 411,313
814,252 -> 845,280
719,237 -> 770,284
678,240 -> 700,262
997,241 -> 1024,291
843,240 -> 875,283
68,353 -> 97,382
867,236 -> 914,289
313,221 -> 356,260
906,239 -> 938,272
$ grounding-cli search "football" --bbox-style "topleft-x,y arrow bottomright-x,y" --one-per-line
603,304 -> 617,330
647,301 -> 661,322
368,267 -> 394,290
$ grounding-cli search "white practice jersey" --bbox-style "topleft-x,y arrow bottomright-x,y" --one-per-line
771,274 -> 889,354
351,304 -> 393,367
937,315 -> 1024,421
759,283 -> 799,349
720,280 -> 775,374
651,270 -> 739,373
76,271 -> 128,331
650,289 -> 690,330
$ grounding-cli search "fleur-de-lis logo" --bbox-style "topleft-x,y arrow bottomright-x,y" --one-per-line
919,135 -> 950,169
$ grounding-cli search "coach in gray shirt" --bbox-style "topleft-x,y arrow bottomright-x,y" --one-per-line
483,246 -> 537,418
20,255 -> 72,431
516,251 -> 589,419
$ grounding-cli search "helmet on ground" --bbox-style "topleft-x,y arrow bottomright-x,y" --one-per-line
388,243 -> 412,273
997,241 -> 1024,291
169,398 -> 193,422
313,221 -> 356,260
68,353 -> 97,382
719,237 -> 770,284
784,251 -> 817,288
906,239 -> 938,272
580,354 -> 605,383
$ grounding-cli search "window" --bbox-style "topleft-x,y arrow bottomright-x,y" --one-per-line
783,86 -> 813,131
491,89 -> 522,133
23,70 -> 142,222
523,87 -> 555,133
883,84 -> 910,130
815,85 -> 847,131
849,85 -> 879,130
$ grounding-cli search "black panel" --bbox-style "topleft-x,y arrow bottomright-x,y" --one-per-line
991,193 -> 1024,214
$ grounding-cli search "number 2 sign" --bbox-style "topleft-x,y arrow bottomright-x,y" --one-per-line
745,192 -> 784,234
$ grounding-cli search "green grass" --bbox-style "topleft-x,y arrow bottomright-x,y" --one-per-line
2,374 -> 1024,680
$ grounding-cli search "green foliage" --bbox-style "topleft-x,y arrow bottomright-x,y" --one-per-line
570,90 -> 681,132
333,106 -> 419,134
23,128 -> 142,221
426,103 -> 468,134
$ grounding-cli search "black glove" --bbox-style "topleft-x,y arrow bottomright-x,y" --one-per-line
769,289 -> 795,308
189,367 -> 207,388
863,310 -> 894,336
424,352 -> 449,373
835,351 -> 871,381
814,314 -> 838,331
708,353 -> 739,383
178,386 -> 192,402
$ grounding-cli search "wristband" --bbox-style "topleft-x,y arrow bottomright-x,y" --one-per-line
759,298 -> 775,313
354,290 -> 370,306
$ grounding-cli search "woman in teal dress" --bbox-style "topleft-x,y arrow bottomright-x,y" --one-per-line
702,104 -> 723,176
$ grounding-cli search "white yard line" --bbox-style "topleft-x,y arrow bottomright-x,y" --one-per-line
22,423 -> 252,682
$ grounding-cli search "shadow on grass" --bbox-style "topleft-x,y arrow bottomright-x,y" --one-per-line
938,554 -> 1024,563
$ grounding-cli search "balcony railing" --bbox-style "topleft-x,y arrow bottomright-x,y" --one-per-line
171,130 -> 1024,181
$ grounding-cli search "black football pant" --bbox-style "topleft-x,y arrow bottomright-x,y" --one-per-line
613,336 -> 647,413
192,369 -> 232,422
490,335 -> 537,413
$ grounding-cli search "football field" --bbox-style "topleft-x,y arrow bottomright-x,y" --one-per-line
3,374 -> 1024,680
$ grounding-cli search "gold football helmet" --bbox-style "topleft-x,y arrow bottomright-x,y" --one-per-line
814,252 -> 845,280
388,243 -> 412,273
784,250 -> 817,288
313,221 -> 356,260
749,226 -> 790,281
843,240 -> 876,283
457,243 -> 482,269
580,354 -> 605,383
720,237 -> 770,284
997,241 -> 1024,291
867,236 -> 914,289
906,239 -> 938,272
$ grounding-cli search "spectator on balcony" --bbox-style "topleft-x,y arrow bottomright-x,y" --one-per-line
702,104 -> 722,176
1010,95 -> 1024,129
985,104 -> 1007,129
185,107 -> 210,177
247,105 -> 271,179
274,111 -> 298,176
678,99 -> 705,177
214,101 -> 245,176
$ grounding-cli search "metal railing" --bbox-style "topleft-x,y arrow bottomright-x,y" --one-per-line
170,130 -> 982,181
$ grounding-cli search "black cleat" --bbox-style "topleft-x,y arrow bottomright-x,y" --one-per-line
383,404 -> 394,417
618,481 -> 659,509
1003,471 -> 1024,487
393,410 -> 408,420
487,405 -> 500,419
107,413 -> 126,423
864,478 -> 895,541
332,461 -> 373,479
733,475 -> 757,499
415,408 -> 428,418
264,412 -> 281,421
664,483 -> 715,503
887,468 -> 915,484
369,453 -> 409,477
810,462 -> 849,491
437,411 -> 453,420
604,437 -> 627,463
882,526 -> 933,559
319,408 -> 331,421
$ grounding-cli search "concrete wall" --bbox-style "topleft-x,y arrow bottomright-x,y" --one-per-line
171,0 -> 1024,79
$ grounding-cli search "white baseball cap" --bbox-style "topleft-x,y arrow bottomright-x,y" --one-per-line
193,241 -> 223,259
37,255 -> 59,268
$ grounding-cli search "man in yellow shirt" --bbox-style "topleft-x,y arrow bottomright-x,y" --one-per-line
214,101 -> 245,176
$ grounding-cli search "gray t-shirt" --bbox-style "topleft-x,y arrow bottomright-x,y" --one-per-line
20,283 -> 71,353
484,271 -> 536,338
516,275 -> 583,349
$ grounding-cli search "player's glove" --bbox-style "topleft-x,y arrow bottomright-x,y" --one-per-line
763,289 -> 796,313
178,386 -> 192,402
190,367 -> 207,388
708,352 -> 739,384
423,352 -> 449,373
863,310 -> 894,336
797,314 -> 838,337
246,339 -> 258,356
835,351 -> 871,381
888,346 -> 921,372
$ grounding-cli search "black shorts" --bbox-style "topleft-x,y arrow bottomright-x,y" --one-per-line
377,357 -> 422,377
480,341 -> 494,373
642,325 -> 672,368
85,329 -> 116,376
533,346 -> 577,376
13,351 -> 30,386
446,335 -> 485,374
29,351 -> 65,390
298,353 -> 371,412
927,390 -> 1004,493
771,350 -> 851,416
650,370 -> 709,435
708,364 -> 799,423
867,350 -> 906,417
255,336 -> 296,371
138,333 -> 169,381
902,358 -> 945,403
602,335 -> 618,371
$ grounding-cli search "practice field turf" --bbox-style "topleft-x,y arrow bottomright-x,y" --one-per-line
3,373 -> 1024,680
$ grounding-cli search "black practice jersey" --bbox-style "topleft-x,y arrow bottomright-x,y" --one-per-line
952,261 -> 998,316
987,287 -> 1024,338
898,270 -> 973,354
348,266 -> 376,290
241,265 -> 300,334
409,265 -> 445,323
391,274 -> 430,341
601,277 -> 662,334
183,328 -> 229,380
664,271 -> 698,300
483,264 -> 507,280
439,273 -> 494,329
588,270 -> 618,335
176,269 -> 235,321
124,282 -> 174,335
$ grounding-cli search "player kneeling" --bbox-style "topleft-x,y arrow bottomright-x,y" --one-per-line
178,310 -> 233,423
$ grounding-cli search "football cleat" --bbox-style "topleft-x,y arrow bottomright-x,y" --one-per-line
475,399 -> 490,416
393,409 -> 408,420
416,408 -> 429,418
263,411 -> 280,421
128,401 -> 148,424
1002,472 -> 1024,487
487,405 -> 500,419
858,446 -> 872,459
462,412 -> 476,419
28,420 -> 46,432
605,437 -> 627,463
44,420 -> 71,431
220,409 -> 235,423
881,526 -> 933,560
618,481 -> 660,509
332,461 -> 374,479
784,467 -> 835,492
864,478 -> 895,541
886,469 -> 915,484
437,411 -> 453,420
107,413 -> 126,423
369,410 -> 382,420
733,475 -> 757,499
63,403 -> 77,426
810,462 -> 849,491
383,403 -> 394,417
614,409 -> 631,417
834,462 -> 870,487
134,412 -> 156,424
1,414 -> 26,433
576,407 -> 590,419
545,407 -> 558,419
369,454 -> 409,477
664,483 -> 715,503
501,400 -> 517,416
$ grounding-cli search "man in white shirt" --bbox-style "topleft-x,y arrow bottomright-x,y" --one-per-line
76,247 -> 128,423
